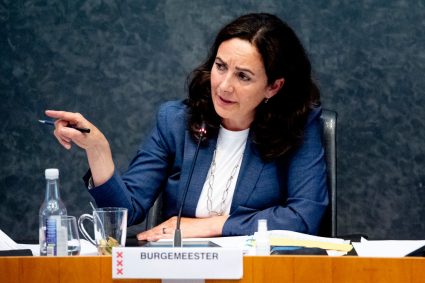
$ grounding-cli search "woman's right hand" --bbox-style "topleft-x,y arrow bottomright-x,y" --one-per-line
44,110 -> 103,150
45,110 -> 115,186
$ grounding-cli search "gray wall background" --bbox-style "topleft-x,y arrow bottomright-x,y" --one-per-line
1,0 -> 424,241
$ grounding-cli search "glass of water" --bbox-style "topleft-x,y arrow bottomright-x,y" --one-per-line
61,216 -> 81,256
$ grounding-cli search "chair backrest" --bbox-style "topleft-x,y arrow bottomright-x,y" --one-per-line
317,109 -> 337,237
145,193 -> 163,230
143,109 -> 338,237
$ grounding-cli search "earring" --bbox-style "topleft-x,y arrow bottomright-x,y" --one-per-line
264,97 -> 269,104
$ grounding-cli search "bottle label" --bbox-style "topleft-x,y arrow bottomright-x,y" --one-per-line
45,215 -> 68,256
46,217 -> 57,256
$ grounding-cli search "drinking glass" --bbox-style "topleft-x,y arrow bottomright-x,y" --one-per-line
61,215 -> 81,256
78,207 -> 127,255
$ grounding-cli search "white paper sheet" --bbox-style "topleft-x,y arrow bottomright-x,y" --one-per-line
353,238 -> 425,257
0,229 -> 19,250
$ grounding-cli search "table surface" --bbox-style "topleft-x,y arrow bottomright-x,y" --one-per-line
1,255 -> 425,283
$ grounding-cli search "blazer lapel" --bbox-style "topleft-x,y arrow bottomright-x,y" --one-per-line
178,131 -> 216,216
230,137 -> 265,213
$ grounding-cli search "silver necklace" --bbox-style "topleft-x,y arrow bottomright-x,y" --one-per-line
206,149 -> 243,216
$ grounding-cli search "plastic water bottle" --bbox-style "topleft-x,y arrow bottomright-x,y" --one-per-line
256,219 -> 270,255
39,168 -> 67,256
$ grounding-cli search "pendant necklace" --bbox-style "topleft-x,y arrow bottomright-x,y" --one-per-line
206,149 -> 243,216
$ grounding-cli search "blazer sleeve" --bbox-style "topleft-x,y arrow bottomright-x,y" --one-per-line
222,107 -> 329,236
87,101 -> 180,225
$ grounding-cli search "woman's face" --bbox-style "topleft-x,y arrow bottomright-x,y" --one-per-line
210,38 -> 283,131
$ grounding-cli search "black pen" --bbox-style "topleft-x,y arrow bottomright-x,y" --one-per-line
38,119 -> 91,133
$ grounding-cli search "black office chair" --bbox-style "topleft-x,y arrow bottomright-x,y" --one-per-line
317,109 -> 337,237
145,192 -> 163,231
138,110 -> 338,237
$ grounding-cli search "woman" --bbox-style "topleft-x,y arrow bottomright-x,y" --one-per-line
46,13 -> 328,241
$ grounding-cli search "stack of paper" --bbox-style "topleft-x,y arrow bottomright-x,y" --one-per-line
255,230 -> 353,255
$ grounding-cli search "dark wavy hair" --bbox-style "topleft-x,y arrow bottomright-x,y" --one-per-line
185,13 -> 320,161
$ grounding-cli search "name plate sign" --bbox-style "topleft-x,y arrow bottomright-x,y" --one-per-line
112,247 -> 243,279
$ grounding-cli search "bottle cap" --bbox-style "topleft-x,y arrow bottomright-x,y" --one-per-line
45,168 -> 59,179
258,219 -> 268,232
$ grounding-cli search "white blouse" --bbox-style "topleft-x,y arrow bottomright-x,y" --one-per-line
195,126 -> 249,217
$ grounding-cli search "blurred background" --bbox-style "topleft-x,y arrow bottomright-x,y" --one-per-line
1,0 -> 424,241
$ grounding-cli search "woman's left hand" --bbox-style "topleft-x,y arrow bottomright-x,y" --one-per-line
137,215 -> 228,241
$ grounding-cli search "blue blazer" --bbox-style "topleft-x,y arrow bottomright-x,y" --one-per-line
89,100 -> 328,236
